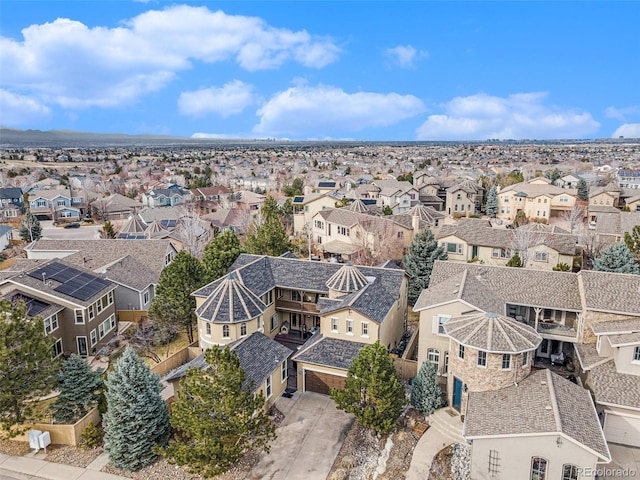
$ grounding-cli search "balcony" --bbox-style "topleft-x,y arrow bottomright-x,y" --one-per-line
536,320 -> 578,339
275,299 -> 319,314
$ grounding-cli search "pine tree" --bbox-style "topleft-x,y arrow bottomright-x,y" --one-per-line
19,211 -> 42,242
410,362 -> 441,416
50,355 -> 104,424
100,221 -> 117,239
202,229 -> 244,283
404,228 -> 448,305
103,348 -> 170,471
148,250 -> 205,343
245,197 -> 292,256
0,300 -> 59,435
331,342 -> 405,434
624,225 -> 640,261
577,179 -> 589,201
485,186 -> 498,218
506,251 -> 523,267
592,243 -> 639,274
159,346 -> 276,477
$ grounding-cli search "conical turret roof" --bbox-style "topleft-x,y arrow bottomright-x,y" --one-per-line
196,273 -> 266,323
325,262 -> 369,293
444,312 -> 541,353
346,198 -> 369,213
145,220 -> 169,237
408,204 -> 445,223
119,214 -> 148,234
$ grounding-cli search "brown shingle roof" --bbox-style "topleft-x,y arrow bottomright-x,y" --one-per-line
589,359 -> 640,410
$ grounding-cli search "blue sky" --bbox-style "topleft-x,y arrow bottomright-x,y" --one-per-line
1,1 -> 639,141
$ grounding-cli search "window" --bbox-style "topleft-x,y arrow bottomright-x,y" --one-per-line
143,290 -> 150,305
437,315 -> 450,334
90,329 -> 97,347
265,376 -> 272,399
562,464 -> 579,480
534,252 -> 548,262
263,290 -> 274,305
504,196 -> 510,203
634,346 -> 640,362
75,309 -> 84,324
281,360 -> 287,383
346,319 -> 354,335
53,338 -> 63,357
501,354 -> 511,370
222,324 -> 230,338
98,314 -> 116,339
270,314 -> 278,332
97,299 -> 103,313
456,193 -> 462,200
530,457 -> 547,480
44,314 -> 58,334
444,352 -> 449,374
331,317 -> 339,332
492,248 -> 511,259
240,323 -> 247,337
88,305 -> 95,320
337,226 -> 350,236
205,322 -> 211,336
36,199 -> 47,207
458,344 -> 465,359
523,351 -> 529,366
361,322 -> 369,337
397,231 -> 404,239
477,350 -> 487,367
488,449 -> 500,476
165,252 -> 173,265
427,348 -> 440,365
560,196 -> 569,203
291,290 -> 301,302
447,243 -> 458,254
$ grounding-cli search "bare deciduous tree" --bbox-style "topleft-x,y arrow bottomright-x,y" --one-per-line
510,225 -> 546,266
561,203 -> 586,234
577,223 -> 604,268
175,203 -> 213,258
351,218 -> 405,266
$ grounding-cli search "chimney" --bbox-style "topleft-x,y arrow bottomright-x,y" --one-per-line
411,210 -> 420,232
42,273 -> 47,284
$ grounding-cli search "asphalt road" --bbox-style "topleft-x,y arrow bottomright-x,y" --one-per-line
38,221 -> 101,240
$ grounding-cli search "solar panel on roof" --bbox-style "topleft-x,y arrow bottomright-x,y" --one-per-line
11,294 -> 51,317
293,196 -> 304,203
160,220 -> 177,228
28,263 -> 68,280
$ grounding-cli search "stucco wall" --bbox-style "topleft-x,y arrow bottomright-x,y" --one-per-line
321,309 -> 378,345
614,344 -> 640,375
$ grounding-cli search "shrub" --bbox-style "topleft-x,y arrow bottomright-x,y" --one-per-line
80,421 -> 104,450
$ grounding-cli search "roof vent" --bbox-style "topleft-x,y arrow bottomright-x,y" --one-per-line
540,381 -> 547,385
544,405 -> 552,410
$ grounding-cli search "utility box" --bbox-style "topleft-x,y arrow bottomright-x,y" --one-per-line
38,431 -> 51,453
28,430 -> 42,451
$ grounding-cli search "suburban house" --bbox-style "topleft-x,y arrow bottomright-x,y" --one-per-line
192,254 -> 408,395
0,259 -> 118,357
24,239 -> 178,320
292,192 -> 340,236
624,193 -> 640,212
0,187 -> 24,219
554,173 -> 584,189
28,188 -> 90,221
589,186 -> 620,208
90,193 -> 143,220
576,319 -> 640,447
0,225 -> 13,251
371,179 -> 420,214
436,218 -> 578,270
414,174 -> 483,215
465,369 -> 611,479
496,179 -> 578,223
165,332 -> 292,408
141,187 -> 189,208
190,185 -> 232,214
618,169 -> 640,190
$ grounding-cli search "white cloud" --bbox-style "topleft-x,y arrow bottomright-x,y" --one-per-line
253,84 -> 425,137
384,45 -> 428,69
0,5 -> 340,109
0,89 -> 51,125
416,92 -> 600,140
605,105 -> 640,122
178,80 -> 254,118
612,124 -> 640,138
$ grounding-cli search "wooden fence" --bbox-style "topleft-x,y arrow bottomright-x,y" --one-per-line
9,407 -> 100,446
117,310 -> 148,323
392,328 -> 419,380
150,342 -> 201,378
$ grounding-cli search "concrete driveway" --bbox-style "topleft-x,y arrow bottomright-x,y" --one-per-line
248,392 -> 354,480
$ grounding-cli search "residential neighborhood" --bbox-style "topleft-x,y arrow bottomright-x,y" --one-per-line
0,140 -> 639,480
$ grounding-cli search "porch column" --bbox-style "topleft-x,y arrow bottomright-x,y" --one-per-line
534,307 -> 541,331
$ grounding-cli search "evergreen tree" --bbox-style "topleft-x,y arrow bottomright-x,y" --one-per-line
577,179 -> 589,201
100,221 -> 117,239
245,197 -> 292,256
331,342 -> 405,435
19,211 -> 42,242
103,348 -> 170,471
282,178 -> 304,197
159,346 -> 276,477
485,186 -> 498,218
592,243 -> 639,274
50,355 -> 104,424
506,251 -> 523,267
404,228 -> 448,306
148,250 -> 205,343
0,300 -> 59,435
202,229 -> 244,283
624,225 -> 640,261
410,362 -> 441,416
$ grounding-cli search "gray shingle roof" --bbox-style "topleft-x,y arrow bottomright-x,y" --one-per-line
589,359 -> 640,410
580,271 -> 640,315
292,335 -> 366,370
444,312 -> 541,353
574,343 -> 609,371
196,273 -> 266,323
591,318 -> 640,335
465,369 -> 610,461
164,332 -> 292,392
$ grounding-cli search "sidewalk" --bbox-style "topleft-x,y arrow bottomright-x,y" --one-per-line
0,451 -> 128,480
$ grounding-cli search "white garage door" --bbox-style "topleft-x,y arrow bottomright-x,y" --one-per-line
604,413 -> 640,447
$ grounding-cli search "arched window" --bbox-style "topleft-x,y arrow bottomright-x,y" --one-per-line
222,324 -> 230,338
562,464 -> 579,480
530,457 -> 547,480
427,348 -> 440,365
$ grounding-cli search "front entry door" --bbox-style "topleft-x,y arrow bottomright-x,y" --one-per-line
471,245 -> 478,258
453,377 -> 463,411
77,336 -> 88,357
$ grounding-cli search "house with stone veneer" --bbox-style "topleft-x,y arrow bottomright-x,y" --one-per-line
192,254 -> 407,395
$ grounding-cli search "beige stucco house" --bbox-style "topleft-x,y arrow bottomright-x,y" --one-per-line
496,179 -> 578,223
292,192 -> 339,236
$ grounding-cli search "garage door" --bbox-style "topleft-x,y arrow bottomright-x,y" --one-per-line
304,370 -> 346,395
604,413 -> 640,447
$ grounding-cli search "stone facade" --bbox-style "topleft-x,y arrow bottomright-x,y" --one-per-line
580,310 -> 632,344
448,339 -> 532,415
